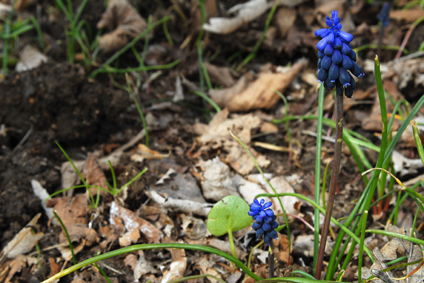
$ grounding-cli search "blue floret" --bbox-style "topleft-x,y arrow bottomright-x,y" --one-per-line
248,199 -> 279,246
315,10 -> 364,97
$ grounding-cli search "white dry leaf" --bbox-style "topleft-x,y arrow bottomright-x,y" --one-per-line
292,235 -> 314,257
97,0 -> 147,53
0,3 -> 11,15
160,257 -> 187,283
147,190 -> 212,217
15,45 -> 47,72
253,248 -> 268,264
0,213 -> 43,260
392,150 -> 424,176
156,168 -> 177,185
203,0 -> 305,34
134,251 -> 158,282
110,201 -> 162,244
194,109 -> 270,175
234,174 -> 270,205
31,179 -> 54,219
363,57 -> 424,89
195,258 -> 222,283
199,157 -> 241,201
172,76 -> 184,102
264,176 -> 301,219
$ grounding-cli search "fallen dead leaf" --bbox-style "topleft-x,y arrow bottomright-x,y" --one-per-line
46,194 -> 87,227
390,9 -> 424,23
110,201 -> 162,244
3,255 -> 38,283
97,0 -> 147,53
194,109 -> 270,174
49,257 -> 61,278
209,59 -> 308,112
161,240 -> 187,283
274,7 -> 296,38
15,45 -> 47,72
0,213 -> 43,260
199,157 -> 241,201
147,190 -> 212,217
203,62 -> 236,87
86,153 -> 108,197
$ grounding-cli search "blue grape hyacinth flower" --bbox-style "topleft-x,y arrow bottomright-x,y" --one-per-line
315,10 -> 364,98
248,199 -> 279,246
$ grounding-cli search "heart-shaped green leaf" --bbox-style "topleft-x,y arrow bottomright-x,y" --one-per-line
207,195 -> 252,236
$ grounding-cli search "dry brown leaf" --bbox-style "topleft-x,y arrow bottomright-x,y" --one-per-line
97,0 -> 147,53
161,239 -> 187,283
274,235 -> 293,265
110,201 -> 162,244
57,239 -> 86,261
194,109 -> 270,174
180,214 -> 208,240
46,194 -> 87,227
3,255 -> 38,283
199,157 -> 241,201
390,9 -> 424,22
86,153 -> 108,197
58,224 -> 99,246
274,7 -> 296,38
203,62 -> 235,87
49,257 -> 61,278
0,213 -> 43,260
209,59 -> 308,112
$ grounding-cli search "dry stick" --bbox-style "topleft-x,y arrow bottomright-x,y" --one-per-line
315,92 -> 344,279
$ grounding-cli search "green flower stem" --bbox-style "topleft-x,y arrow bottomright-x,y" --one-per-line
314,84 -> 325,272
41,243 -> 261,283
53,211 -> 76,266
254,193 -> 373,260
227,228 -> 238,259
315,91 -> 344,279
357,210 -> 368,282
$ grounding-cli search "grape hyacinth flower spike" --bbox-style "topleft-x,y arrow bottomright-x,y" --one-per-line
315,10 -> 364,98
248,199 -> 279,246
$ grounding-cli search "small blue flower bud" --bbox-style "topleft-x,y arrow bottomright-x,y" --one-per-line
341,43 -> 351,54
324,44 -> 334,56
333,38 -> 343,49
349,49 -> 357,61
318,50 -> 325,58
341,54 -> 353,69
338,30 -> 353,42
332,50 -> 342,65
317,69 -> 328,82
351,61 -> 365,78
321,55 -> 332,70
328,62 -> 339,82
317,38 -> 327,51
325,77 -> 336,89
339,67 -> 351,87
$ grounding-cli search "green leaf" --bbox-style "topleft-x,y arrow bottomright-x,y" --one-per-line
207,195 -> 252,236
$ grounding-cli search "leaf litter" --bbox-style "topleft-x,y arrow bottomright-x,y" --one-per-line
2,0 -> 424,282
